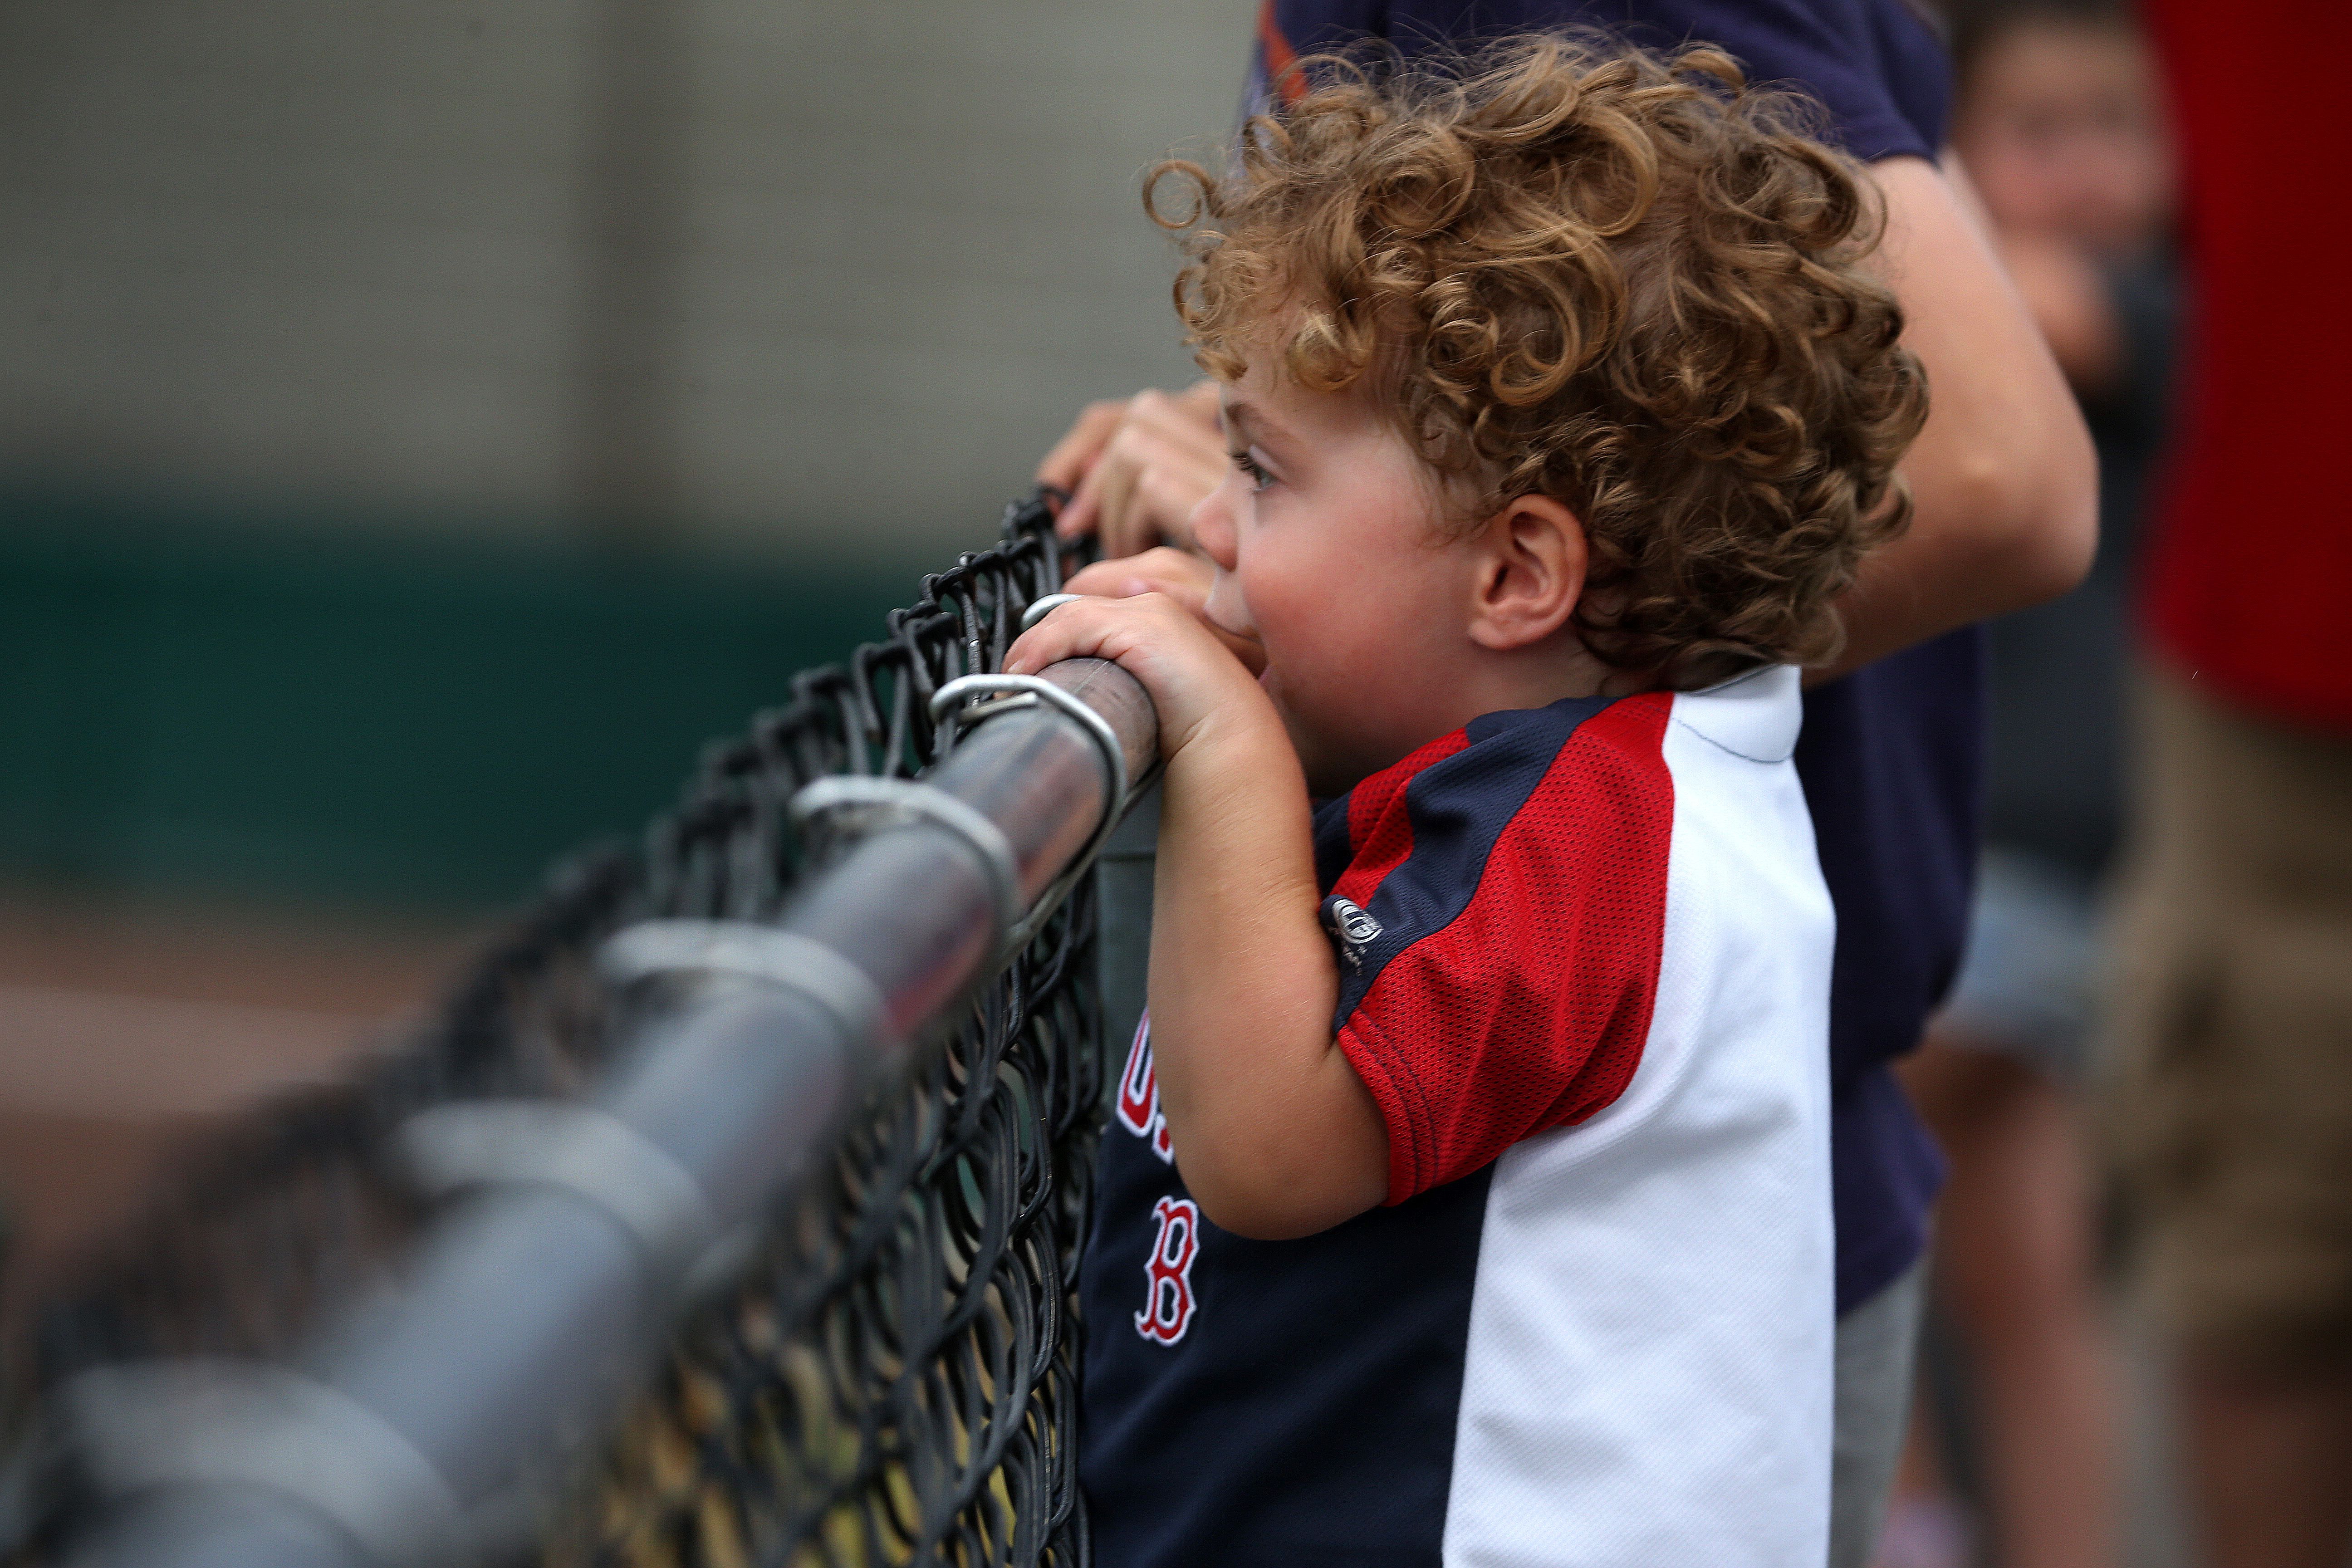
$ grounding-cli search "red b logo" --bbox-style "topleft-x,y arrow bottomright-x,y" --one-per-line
1135,1196 -> 1202,1345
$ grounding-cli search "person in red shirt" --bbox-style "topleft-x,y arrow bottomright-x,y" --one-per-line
1877,4 -> 2176,1566
2108,3 -> 2352,1566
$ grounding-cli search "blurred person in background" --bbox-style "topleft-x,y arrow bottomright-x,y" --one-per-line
1038,5 -> 2097,1566
2103,2 -> 2352,1566
1874,2 -> 2175,1565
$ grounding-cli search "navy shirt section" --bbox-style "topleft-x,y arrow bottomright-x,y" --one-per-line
1261,0 -> 1967,1312
1796,639 -> 1980,1308
1081,1137 -> 1492,1568
1277,0 -> 1946,165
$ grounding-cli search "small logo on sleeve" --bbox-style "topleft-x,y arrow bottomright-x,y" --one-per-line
1320,896 -> 1382,970
1114,1014 -> 1174,1163
1135,1196 -> 1203,1345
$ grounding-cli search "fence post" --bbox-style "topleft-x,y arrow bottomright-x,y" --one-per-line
1094,779 -> 1159,1080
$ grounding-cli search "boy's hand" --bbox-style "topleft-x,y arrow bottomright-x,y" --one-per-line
1063,546 -> 1214,612
1059,549 -> 1266,675
1008,593 -> 1387,1241
1004,592 -> 1278,767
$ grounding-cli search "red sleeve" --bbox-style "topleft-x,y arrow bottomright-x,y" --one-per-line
1324,695 -> 1674,1202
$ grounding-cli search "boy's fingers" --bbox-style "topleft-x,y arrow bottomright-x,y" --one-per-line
1005,592 -> 1178,671
1061,559 -> 1144,597
1004,593 -> 1122,674
1063,548 -> 1214,611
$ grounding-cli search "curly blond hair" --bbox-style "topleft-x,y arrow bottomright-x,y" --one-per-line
1149,36 -> 1929,687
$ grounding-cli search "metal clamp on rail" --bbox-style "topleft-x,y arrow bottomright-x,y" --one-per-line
598,920 -> 893,1050
930,672 -> 1129,837
395,1102 -> 722,1282
62,1362 -> 475,1568
928,670 -> 1133,948
785,778 -> 1027,946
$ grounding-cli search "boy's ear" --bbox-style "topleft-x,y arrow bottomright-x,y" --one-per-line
1465,494 -> 1588,652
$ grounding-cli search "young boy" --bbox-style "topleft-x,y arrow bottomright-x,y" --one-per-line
1004,36 -> 1926,1567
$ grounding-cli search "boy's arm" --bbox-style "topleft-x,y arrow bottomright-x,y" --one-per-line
1005,594 -> 1389,1239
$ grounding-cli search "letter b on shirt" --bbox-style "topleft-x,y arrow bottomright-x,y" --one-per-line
1136,1196 -> 1202,1345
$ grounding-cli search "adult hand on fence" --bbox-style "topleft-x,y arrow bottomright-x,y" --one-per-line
1061,547 -> 1266,675
1036,382 -> 1225,556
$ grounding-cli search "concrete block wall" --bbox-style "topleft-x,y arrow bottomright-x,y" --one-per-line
0,0 -> 598,535
675,0 -> 1253,551
0,0 -> 1255,556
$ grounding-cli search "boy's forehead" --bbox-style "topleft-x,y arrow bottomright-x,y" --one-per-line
1218,359 -> 1378,444
1218,385 -> 1311,450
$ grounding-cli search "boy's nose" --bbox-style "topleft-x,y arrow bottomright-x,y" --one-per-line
1191,480 -> 1239,570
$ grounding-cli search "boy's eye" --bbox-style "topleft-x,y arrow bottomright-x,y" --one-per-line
1230,449 -> 1274,491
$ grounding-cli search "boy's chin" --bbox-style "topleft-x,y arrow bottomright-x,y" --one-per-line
1268,683 -> 1437,799
1300,760 -> 1371,801
1281,721 -> 1385,801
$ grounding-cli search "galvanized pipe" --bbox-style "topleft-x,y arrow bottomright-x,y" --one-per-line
65,656 -> 1157,1568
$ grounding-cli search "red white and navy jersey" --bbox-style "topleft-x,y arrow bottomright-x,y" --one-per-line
1079,666 -> 1835,1567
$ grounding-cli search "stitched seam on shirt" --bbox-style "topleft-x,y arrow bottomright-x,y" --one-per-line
1342,1009 -> 1434,1199
1672,714 -> 1788,766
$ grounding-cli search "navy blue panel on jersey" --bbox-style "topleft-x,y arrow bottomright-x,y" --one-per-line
1258,0 -> 1969,1314
1081,1142 -> 1492,1568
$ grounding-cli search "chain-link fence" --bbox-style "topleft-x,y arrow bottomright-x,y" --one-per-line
0,492 -> 1135,1568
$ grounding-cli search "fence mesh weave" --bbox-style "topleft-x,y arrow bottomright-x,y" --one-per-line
3,492 -> 1102,1568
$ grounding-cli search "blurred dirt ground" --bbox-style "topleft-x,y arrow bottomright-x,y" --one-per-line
0,888 -> 476,1312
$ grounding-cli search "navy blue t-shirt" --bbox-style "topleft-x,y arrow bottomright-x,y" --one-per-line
1254,0 -> 1968,1313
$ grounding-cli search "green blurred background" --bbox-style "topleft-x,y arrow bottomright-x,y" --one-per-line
0,491 -> 905,905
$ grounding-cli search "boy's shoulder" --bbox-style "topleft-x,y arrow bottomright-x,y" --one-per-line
1309,667 -> 1816,1198
1309,687 -> 1679,906
1309,665 -> 1806,931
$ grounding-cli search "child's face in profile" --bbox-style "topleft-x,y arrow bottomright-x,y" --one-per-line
1955,18 -> 2170,252
1187,352 -> 1492,796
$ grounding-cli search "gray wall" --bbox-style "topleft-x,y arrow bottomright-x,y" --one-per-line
0,0 -> 1253,557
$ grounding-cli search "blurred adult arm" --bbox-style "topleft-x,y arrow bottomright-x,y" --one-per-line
1816,154 -> 2098,681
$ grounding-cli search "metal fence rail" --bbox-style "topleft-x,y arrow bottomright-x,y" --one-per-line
0,494 -> 1149,1568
